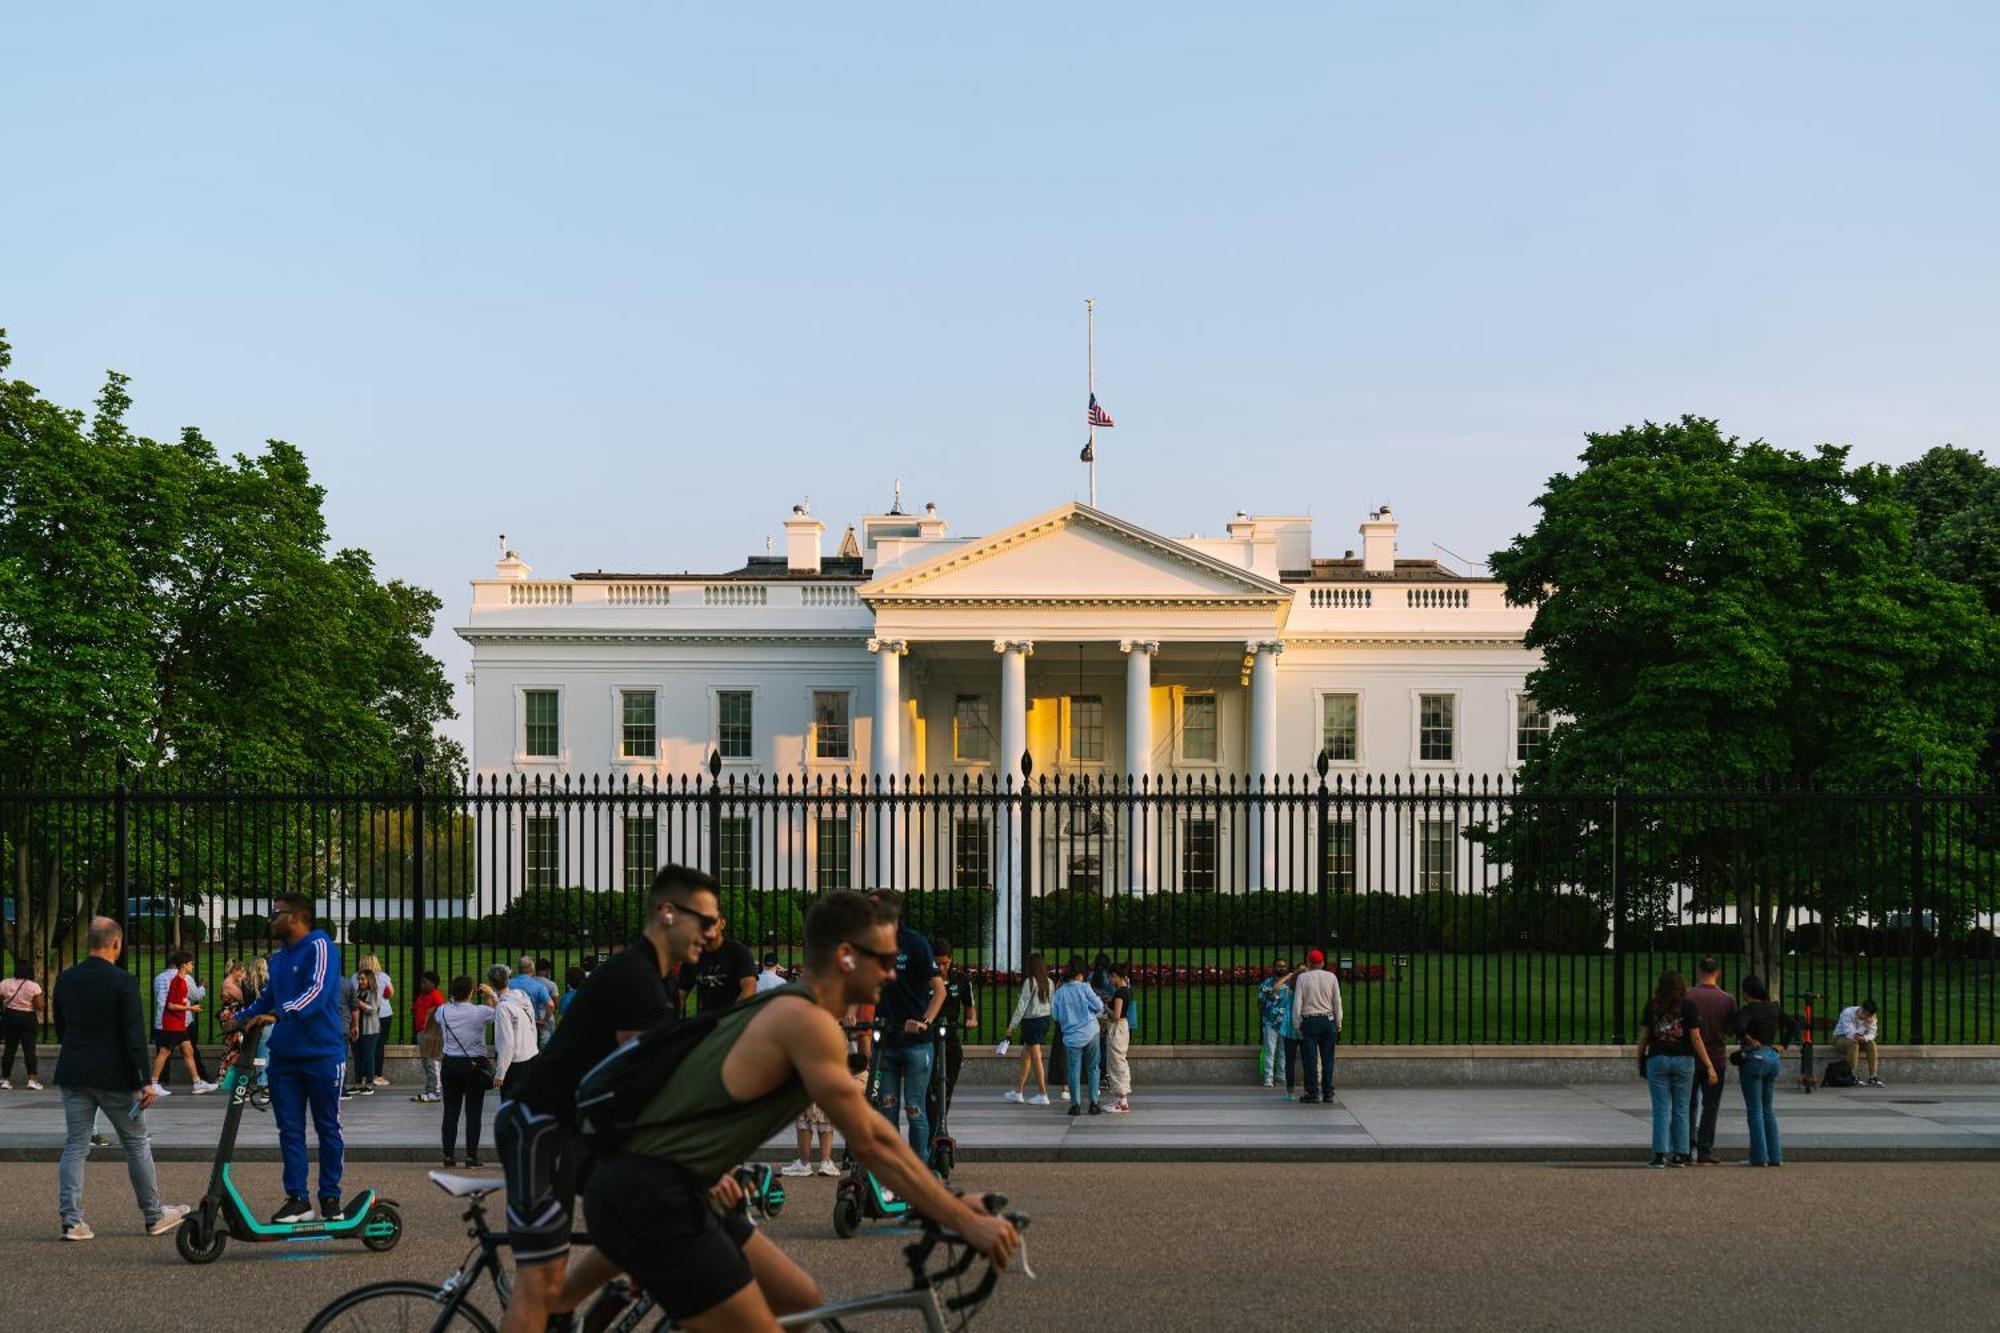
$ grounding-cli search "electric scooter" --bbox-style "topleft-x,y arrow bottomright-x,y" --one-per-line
175,1026 -> 402,1264
1797,991 -> 1819,1094
832,1020 -> 952,1238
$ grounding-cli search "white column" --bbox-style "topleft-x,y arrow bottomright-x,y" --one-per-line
1247,639 -> 1283,889
868,638 -> 907,887
995,639 -> 1033,969
1121,640 -> 1157,895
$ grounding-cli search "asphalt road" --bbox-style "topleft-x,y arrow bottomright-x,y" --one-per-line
4,1160 -> 1996,1331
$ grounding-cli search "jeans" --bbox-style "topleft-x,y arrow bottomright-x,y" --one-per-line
1298,1015 -> 1337,1099
269,1059 -> 345,1202
1645,1054 -> 1696,1156
1688,1052 -> 1727,1152
1282,1036 -> 1302,1093
354,1032 -> 384,1083
58,1086 -> 164,1229
1740,1046 -> 1783,1165
440,1055 -> 488,1158
422,1056 -> 442,1097
1064,1034 -> 1102,1106
875,1040 -> 934,1163
1261,1025 -> 1284,1083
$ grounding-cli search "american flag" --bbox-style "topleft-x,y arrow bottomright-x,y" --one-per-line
1087,393 -> 1116,428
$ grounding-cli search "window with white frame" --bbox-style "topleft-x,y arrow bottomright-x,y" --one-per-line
523,690 -> 561,758
717,691 -> 753,760
1419,818 -> 1456,891
524,814 -> 560,892
1067,695 -> 1104,763
1325,816 -> 1357,891
1183,816 -> 1219,889
1180,691 -> 1217,762
953,695 -> 991,763
1322,692 -> 1358,763
620,689 -> 657,759
622,815 -> 657,893
812,691 -> 851,761
1066,853 -> 1102,893
1515,695 -> 1552,762
1418,693 -> 1456,763
952,815 -> 992,889
815,814 -> 851,892
717,816 -> 752,890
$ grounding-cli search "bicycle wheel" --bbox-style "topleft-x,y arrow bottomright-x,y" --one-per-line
304,1280 -> 499,1333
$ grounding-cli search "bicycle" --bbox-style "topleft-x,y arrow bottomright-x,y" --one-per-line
304,1168 -> 1029,1333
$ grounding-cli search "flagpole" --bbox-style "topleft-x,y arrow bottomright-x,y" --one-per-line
1086,297 -> 1097,507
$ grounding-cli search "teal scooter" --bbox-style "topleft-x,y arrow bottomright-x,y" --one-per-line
175,1027 -> 402,1264
831,1020 -> 950,1238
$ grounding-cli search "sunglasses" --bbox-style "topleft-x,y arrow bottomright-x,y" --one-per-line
843,942 -> 900,971
666,901 -> 721,934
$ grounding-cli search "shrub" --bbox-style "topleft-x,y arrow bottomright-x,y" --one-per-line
1649,923 -> 1738,954
126,915 -> 207,945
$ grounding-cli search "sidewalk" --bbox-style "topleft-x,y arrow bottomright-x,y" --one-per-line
4,1082 -> 1996,1163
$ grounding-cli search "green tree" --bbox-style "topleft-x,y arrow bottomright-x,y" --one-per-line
1896,445 -> 2000,779
0,331 -> 464,977
1482,417 -> 2000,993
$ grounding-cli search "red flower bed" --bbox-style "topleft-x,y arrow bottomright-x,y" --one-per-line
964,963 -> 1384,987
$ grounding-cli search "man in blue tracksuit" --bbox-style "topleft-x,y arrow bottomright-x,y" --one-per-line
238,892 -> 347,1223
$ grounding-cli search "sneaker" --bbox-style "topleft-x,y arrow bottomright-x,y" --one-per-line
191,1080 -> 220,1095
61,1222 -> 94,1241
780,1160 -> 813,1177
372,1076 -> 390,1087
1648,1154 -> 1667,1168
1261,1080 -> 1274,1089
319,1197 -> 345,1221
1697,1152 -> 1722,1166
1027,1093 -> 1050,1106
147,1204 -> 191,1236
357,1084 -> 375,1096
25,1078 -> 42,1091
1067,1103 -> 1083,1117
1088,1102 -> 1104,1116
1866,1077 -> 1886,1088
442,1154 -> 458,1168
1105,1099 -> 1131,1113
817,1160 -> 841,1177
90,1134 -> 110,1147
271,1196 -> 314,1224
148,1084 -> 171,1098
1001,1090 -> 1024,1103
1668,1154 -> 1691,1168
0,1079 -> 11,1090
339,1087 -> 356,1100
1059,1088 -> 1070,1102
464,1156 -> 482,1168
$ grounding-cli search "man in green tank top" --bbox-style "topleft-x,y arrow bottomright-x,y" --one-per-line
582,890 -> 1019,1330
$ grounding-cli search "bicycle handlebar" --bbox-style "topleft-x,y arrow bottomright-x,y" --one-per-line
903,1192 -> 1031,1315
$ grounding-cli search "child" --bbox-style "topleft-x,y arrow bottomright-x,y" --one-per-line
350,970 -> 381,1096
410,972 -> 444,1103
1103,961 -> 1134,1113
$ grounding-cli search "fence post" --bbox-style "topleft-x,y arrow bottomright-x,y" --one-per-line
411,751 -> 427,1001
1609,751 -> 1625,1046
1908,759 -> 1926,1046
113,752 -> 131,964
1314,751 -> 1330,949
706,750 -> 723,881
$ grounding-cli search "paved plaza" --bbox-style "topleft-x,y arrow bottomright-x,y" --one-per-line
5,1081 -> 1997,1164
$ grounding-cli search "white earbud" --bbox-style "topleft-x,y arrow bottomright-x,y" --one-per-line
839,956 -> 855,973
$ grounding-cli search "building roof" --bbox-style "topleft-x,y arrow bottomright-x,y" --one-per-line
573,556 -> 868,581
1282,558 -> 1476,583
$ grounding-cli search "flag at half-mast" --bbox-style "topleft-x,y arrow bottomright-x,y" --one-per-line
1088,393 -> 1116,428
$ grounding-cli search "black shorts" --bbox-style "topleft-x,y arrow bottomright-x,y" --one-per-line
494,1099 -> 579,1266
583,1153 -> 757,1323
1021,1016 -> 1051,1046
153,1028 -> 191,1052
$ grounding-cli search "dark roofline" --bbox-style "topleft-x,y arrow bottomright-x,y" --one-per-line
573,556 -> 867,582
1281,558 -> 1488,584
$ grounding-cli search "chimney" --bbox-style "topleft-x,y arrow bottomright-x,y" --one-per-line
916,501 -> 947,540
494,535 -> 532,582
783,503 -> 825,574
1360,505 -> 1398,574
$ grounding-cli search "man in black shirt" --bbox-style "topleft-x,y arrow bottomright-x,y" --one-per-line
868,890 -> 945,1164
495,864 -> 721,1333
679,920 -> 757,1017
928,936 -> 976,1127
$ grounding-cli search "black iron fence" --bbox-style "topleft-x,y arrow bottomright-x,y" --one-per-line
4,770 -> 1995,1048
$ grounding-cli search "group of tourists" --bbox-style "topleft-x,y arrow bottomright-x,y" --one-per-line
999,952 -> 1136,1113
1256,952 -> 1344,1102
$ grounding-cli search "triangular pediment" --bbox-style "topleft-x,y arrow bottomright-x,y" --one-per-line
859,503 -> 1292,604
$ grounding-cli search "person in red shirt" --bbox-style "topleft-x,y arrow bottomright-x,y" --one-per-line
148,952 -> 217,1094
409,972 -> 444,1104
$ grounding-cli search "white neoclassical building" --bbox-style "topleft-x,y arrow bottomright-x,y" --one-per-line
458,497 -> 1546,931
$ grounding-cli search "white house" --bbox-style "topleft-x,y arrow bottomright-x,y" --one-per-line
457,498 -> 1545,948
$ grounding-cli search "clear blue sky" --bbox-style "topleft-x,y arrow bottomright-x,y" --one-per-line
7,4 -> 1996,750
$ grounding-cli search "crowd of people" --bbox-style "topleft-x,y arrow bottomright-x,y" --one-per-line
1256,951 -> 1344,1101
998,951 -> 1135,1113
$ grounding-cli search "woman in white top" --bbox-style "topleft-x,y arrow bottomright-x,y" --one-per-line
434,976 -> 493,1167
1002,953 -> 1055,1105
487,964 -> 540,1096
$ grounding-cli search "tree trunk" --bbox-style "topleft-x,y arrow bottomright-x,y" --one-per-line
1736,876 -> 1788,1001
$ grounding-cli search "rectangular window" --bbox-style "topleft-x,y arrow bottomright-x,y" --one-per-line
1322,693 -> 1358,763
524,690 -> 560,757
1066,853 -> 1103,893
1181,692 -> 1217,761
1419,818 -> 1456,891
1325,817 -> 1357,892
620,689 -> 656,759
953,695 -> 991,763
717,691 -> 753,760
1418,693 -> 1456,763
815,814 -> 852,892
524,814 -> 560,892
1515,695 -> 1552,762
717,816 -> 752,891
1068,695 -> 1104,763
1182,817 -> 1218,890
622,815 -> 657,893
952,815 -> 992,889
812,691 -> 850,760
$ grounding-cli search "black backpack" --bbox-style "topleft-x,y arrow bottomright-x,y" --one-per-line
1820,1059 -> 1858,1088
574,1010 -> 720,1154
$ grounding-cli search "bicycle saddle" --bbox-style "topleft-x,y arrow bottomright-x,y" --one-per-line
429,1171 -> 504,1198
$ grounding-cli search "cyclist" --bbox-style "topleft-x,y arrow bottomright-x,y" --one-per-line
494,864 -> 722,1333
583,889 -> 1019,1332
